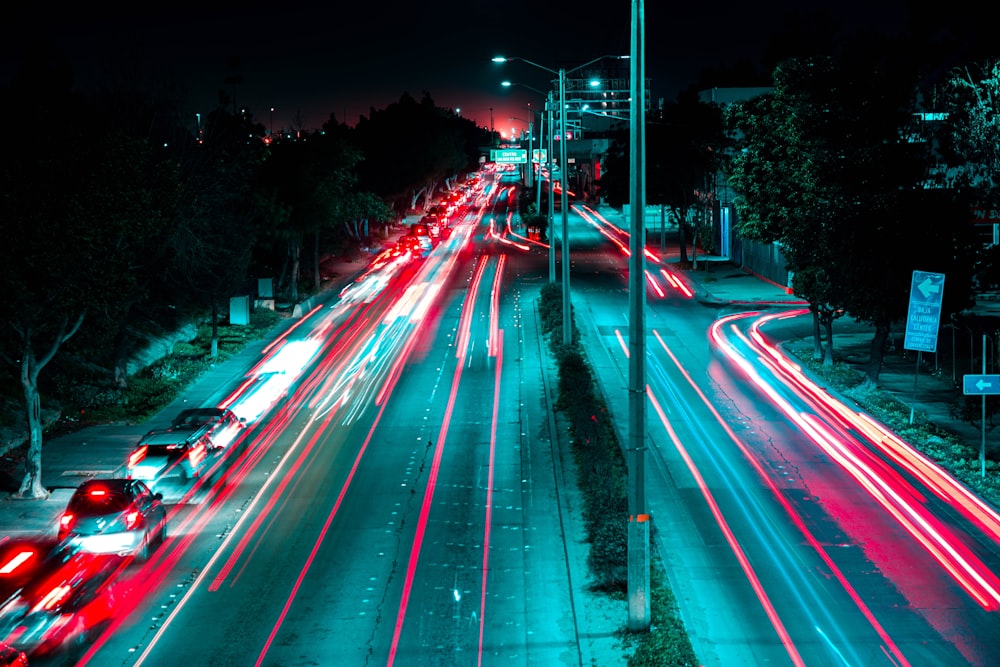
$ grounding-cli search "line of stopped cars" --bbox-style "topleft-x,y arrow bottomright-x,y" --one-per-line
0,407 -> 245,662
388,179 -> 480,262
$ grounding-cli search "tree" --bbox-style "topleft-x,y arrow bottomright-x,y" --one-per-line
0,48 -> 152,496
165,107 -> 264,355
601,92 -> 728,264
726,36 -> 977,385
255,130 -> 365,301
354,92 -> 484,214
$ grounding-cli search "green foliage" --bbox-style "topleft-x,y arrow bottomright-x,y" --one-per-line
58,309 -> 284,425
725,45 -> 979,384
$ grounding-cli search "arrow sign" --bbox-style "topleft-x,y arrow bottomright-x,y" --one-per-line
903,270 -> 945,353
917,277 -> 940,298
964,374 -> 1000,395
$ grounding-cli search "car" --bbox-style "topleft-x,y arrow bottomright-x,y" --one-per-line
400,234 -> 430,258
388,240 -> 408,259
57,479 -> 166,562
410,222 -> 437,245
167,407 -> 245,451
0,641 -> 27,667
0,537 -> 124,656
126,429 -> 212,484
417,216 -> 442,238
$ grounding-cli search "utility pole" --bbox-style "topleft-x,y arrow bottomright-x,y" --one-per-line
627,0 -> 651,632
547,92 -> 556,284
560,68 -> 571,346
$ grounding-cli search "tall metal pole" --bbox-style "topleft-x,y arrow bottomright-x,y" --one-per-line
526,120 -> 534,190
537,107 -> 544,218
627,0 -> 651,632
560,69 -> 572,346
547,92 -> 556,284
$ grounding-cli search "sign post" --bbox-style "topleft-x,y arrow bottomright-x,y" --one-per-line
903,271 -> 945,424
964,336 -> 998,478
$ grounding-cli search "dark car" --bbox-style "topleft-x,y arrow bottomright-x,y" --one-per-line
127,429 -> 212,485
167,407 -> 245,450
57,479 -> 166,562
0,641 -> 27,666
400,234 -> 430,258
0,537 -> 125,656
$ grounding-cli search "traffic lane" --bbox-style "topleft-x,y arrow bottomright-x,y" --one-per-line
570,269 -> 795,665
389,251 -> 580,666
568,253 -> 964,665
64,246 -> 447,666
717,310 -> 1000,665
648,304 -> 976,665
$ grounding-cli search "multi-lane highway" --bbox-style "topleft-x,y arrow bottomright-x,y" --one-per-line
22,169 -> 1000,667
35,168 -> 591,667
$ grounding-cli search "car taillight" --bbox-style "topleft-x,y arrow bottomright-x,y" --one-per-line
33,584 -> 72,612
59,513 -> 75,532
125,510 -> 140,530
128,445 -> 148,468
0,549 -> 37,574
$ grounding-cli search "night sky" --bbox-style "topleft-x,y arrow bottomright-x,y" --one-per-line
3,2 -> 924,136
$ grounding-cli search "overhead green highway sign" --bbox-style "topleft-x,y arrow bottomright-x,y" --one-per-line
491,148 -> 527,164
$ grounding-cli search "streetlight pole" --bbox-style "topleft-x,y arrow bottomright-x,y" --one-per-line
627,0 -> 650,632
559,67 -> 571,346
526,117 -> 534,190
547,91 -> 555,284
495,54 -> 626,341
500,79 -> 556,284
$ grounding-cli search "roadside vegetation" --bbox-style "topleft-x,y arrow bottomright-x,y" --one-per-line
537,282 -> 699,667
0,308 -> 285,493
63,308 -> 285,426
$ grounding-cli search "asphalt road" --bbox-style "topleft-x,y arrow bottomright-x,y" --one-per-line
24,171 -> 604,667
567,209 -> 1000,666
14,178 -> 1000,667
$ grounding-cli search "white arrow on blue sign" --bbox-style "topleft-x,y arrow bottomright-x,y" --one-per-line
964,374 -> 1000,395
903,270 -> 945,353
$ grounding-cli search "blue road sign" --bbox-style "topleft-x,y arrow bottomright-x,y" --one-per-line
964,374 -> 1000,395
903,270 -> 945,353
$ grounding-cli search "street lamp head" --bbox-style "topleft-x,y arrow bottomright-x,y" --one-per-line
492,56 -> 509,63
501,81 -> 512,88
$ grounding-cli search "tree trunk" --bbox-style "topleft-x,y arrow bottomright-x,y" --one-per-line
277,250 -> 289,295
823,316 -> 834,366
14,315 -> 84,499
677,210 -> 690,264
812,309 -> 823,361
18,368 -> 47,499
210,298 -> 219,358
865,323 -> 891,387
290,236 -> 301,302
112,310 -> 132,389
313,229 -> 321,293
